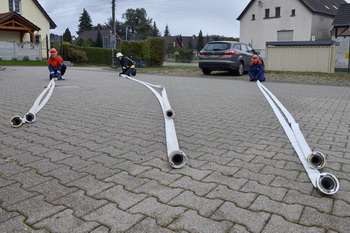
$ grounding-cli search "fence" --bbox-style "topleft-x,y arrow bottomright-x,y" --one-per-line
265,41 -> 337,73
0,41 -> 42,60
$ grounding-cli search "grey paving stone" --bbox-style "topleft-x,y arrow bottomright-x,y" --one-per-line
168,209 -> 233,233
134,180 -> 183,203
202,171 -> 248,191
300,207 -> 350,233
234,168 -> 275,185
113,160 -> 152,176
240,180 -> 288,201
270,176 -> 314,195
0,208 -> 19,223
229,224 -> 250,233
262,215 -> 325,233
104,171 -> 151,190
0,161 -> 31,177
43,165 -> 86,184
125,217 -> 174,233
200,161 -> 239,176
25,158 -> 64,173
249,195 -> 304,222
8,195 -> 65,224
206,185 -> 257,208
138,167 -> 182,185
67,174 -> 114,196
56,156 -> 95,170
77,162 -> 119,179
27,179 -> 78,202
95,185 -> 147,210
0,176 -> 16,188
89,225 -> 110,233
0,215 -> 47,233
83,203 -> 144,232
260,165 -> 300,180
52,190 -> 108,217
0,183 -> 37,207
168,190 -> 223,217
88,153 -> 126,167
211,201 -> 270,233
128,197 -> 186,225
283,189 -> 334,213
333,199 -> 350,217
34,209 -> 99,233
170,176 -> 218,196
169,165 -> 213,181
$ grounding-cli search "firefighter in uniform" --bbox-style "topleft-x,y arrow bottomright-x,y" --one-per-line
117,52 -> 136,76
48,48 -> 66,80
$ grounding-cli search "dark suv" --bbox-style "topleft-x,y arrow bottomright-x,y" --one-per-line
198,41 -> 261,76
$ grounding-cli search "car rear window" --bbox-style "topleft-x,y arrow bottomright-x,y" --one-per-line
204,43 -> 231,51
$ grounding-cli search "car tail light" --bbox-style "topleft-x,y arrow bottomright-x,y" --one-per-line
223,51 -> 236,55
199,51 -> 206,55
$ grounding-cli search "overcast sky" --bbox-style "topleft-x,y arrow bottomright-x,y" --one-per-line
37,0 -> 252,38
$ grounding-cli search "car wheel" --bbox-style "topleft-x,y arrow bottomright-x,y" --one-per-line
202,68 -> 211,75
236,62 -> 244,76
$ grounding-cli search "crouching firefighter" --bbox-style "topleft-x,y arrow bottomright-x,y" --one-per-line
248,54 -> 265,82
117,52 -> 136,76
48,48 -> 66,80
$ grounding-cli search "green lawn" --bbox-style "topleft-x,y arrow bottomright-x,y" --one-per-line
0,60 -> 47,66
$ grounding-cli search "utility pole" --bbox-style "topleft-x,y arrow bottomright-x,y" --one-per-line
111,0 -> 116,53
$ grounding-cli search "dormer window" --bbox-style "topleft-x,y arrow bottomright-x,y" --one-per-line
9,0 -> 21,13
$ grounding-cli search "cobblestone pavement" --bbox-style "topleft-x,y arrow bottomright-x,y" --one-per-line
0,66 -> 349,233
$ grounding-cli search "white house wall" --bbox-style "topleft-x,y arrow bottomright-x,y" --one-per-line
311,14 -> 334,41
239,0 -> 315,51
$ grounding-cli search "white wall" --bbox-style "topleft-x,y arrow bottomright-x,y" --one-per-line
239,0 -> 323,50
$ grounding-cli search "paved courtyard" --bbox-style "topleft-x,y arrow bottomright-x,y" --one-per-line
0,66 -> 349,232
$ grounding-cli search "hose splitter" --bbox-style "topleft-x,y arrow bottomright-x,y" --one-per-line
257,81 -> 339,195
120,74 -> 187,168
11,79 -> 55,127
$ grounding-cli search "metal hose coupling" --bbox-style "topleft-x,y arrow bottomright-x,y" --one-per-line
25,112 -> 36,123
307,151 -> 326,169
316,173 -> 339,195
11,116 -> 23,128
168,150 -> 187,169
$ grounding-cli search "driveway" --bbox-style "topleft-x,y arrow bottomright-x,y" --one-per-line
1,66 -> 349,232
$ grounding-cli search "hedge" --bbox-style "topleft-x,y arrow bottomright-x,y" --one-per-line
60,38 -> 166,67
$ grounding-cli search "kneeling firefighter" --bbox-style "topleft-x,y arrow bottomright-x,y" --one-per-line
117,52 -> 136,76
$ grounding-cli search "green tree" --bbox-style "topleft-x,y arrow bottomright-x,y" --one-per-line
76,38 -> 84,46
104,17 -> 124,38
95,30 -> 103,48
152,22 -> 161,37
197,30 -> 205,51
82,37 -> 94,47
164,24 -> 170,37
122,8 -> 153,39
77,8 -> 93,35
63,28 -> 72,43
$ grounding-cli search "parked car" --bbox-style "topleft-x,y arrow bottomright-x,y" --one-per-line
198,41 -> 262,75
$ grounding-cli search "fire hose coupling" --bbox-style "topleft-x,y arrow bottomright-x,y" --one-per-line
25,112 -> 36,123
168,150 -> 187,169
316,173 -> 339,195
11,115 -> 24,128
165,109 -> 175,119
307,151 -> 326,170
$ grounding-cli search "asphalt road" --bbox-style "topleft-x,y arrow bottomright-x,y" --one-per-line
1,66 -> 349,232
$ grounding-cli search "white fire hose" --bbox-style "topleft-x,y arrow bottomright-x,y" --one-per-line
121,74 -> 187,168
257,81 -> 339,195
11,79 -> 55,127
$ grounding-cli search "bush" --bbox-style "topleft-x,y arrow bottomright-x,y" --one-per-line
144,38 -> 166,67
22,56 -> 30,61
174,47 -> 193,63
66,46 -> 88,63
11,58 -> 18,62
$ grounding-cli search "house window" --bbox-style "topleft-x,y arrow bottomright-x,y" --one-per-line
277,30 -> 293,41
275,7 -> 281,17
291,9 -> 296,16
265,9 -> 270,18
35,35 -> 41,44
9,0 -> 21,13
252,14 -> 256,20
